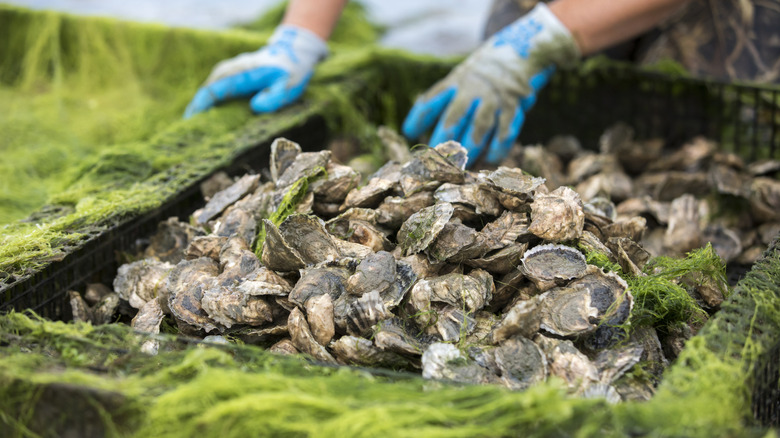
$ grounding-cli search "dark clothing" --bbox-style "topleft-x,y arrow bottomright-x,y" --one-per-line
484,0 -> 780,84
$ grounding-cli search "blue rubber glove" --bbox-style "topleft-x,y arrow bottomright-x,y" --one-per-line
184,25 -> 328,118
402,4 -> 580,166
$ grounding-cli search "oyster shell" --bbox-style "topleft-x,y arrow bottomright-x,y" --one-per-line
201,283 -> 274,329
269,338 -> 299,355
749,177 -> 780,223
397,202 -> 454,256
196,174 -> 260,224
434,183 -> 501,216
237,267 -> 293,297
305,293 -> 335,345
538,336 -> 600,393
433,141 -> 469,170
570,266 -> 632,350
374,317 -> 431,357
409,271 -> 493,327
287,307 -> 337,364
528,186 -> 585,241
491,295 -> 543,343
131,297 -> 164,355
421,342 -> 498,384
260,219 -> 305,272
167,257 -> 220,333
400,147 -> 466,195
479,211 -> 531,251
664,194 -> 702,255
495,337 -> 548,390
215,207 -> 256,246
378,125 -> 412,164
595,344 -> 644,385
275,150 -> 331,191
434,306 -> 476,342
538,285 -> 599,337
186,235 -> 227,261
465,243 -> 527,275
92,293 -> 120,325
330,336 -> 409,368
375,191 -> 436,229
346,251 -> 396,297
345,290 -> 391,337
310,162 -> 361,203
269,137 -> 302,185
278,214 -> 341,266
288,266 -> 348,308
520,244 -> 587,289
341,161 -> 401,210
480,167 -> 545,207
144,217 -> 205,263
69,291 -> 91,323
426,222 -> 488,264
114,259 -> 174,309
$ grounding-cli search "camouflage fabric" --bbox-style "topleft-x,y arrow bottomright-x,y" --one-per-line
484,0 -> 780,84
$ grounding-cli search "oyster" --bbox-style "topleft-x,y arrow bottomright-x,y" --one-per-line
520,244 -> 587,290
375,191 -> 436,229
144,217 -> 205,263
434,306 -> 476,342
570,266 -> 632,350
434,183 -> 501,217
215,207 -> 256,246
479,211 -> 531,251
346,251 -> 396,297
92,293 -> 120,325
538,336 -> 600,393
491,295 -> 543,343
288,266 -> 348,308
421,342 -> 497,384
495,337 -> 548,390
342,161 -> 402,210
114,259 -> 174,309
269,338 -> 299,355
528,186 -> 585,241
409,271 -> 493,327
260,219 -> 306,272
84,283 -> 112,306
218,235 -> 260,280
166,257 -> 220,333
330,335 -> 409,368
399,147 -> 465,195
278,214 -> 341,265
426,222 -> 488,264
465,243 -> 527,275
305,293 -> 335,346
433,140 -> 469,170
664,194 -> 702,255
595,344 -> 644,385
344,290 -> 391,337
131,297 -> 164,355
196,174 -> 260,224
397,202 -> 454,256
275,150 -> 331,191
310,162 -> 361,203
186,235 -> 227,261
287,307 -> 337,364
269,137 -> 302,185
374,317 -> 431,356
201,283 -> 274,329
378,125 -> 412,164
749,177 -> 780,223
237,267 -> 293,297
538,285 -> 599,337
69,291 -> 91,323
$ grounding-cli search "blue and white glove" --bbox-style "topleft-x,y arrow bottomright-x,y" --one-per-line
184,25 -> 328,118
402,4 -> 580,166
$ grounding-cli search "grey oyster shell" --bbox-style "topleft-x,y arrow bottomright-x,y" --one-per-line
480,167 -> 545,201
491,295 -> 543,343
330,335 -> 409,368
144,217 -> 205,263
305,293 -> 335,346
538,285 -> 599,338
288,307 -> 337,364
495,337 -> 548,390
114,259 -> 174,309
278,214 -> 341,266
269,137 -> 302,185
261,219 -> 305,272
434,183 -> 501,217
196,174 -> 260,224
167,257 -> 220,333
288,267 -> 348,308
237,267 -> 293,297
528,186 -> 585,242
520,244 -> 587,288
397,202 -> 454,256
399,147 -> 466,195
275,150 -> 331,191
310,162 -> 361,203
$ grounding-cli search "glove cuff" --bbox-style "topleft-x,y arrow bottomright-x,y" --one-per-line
269,25 -> 329,66
496,3 -> 581,68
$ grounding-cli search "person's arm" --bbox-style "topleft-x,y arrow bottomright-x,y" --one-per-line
549,0 -> 688,56
282,0 -> 349,40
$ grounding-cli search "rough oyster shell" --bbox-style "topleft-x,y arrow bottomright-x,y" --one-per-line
399,147 -> 466,195
186,235 -> 227,261
538,285 -> 599,337
114,259 -> 174,309
237,267 -> 293,297
491,295 -> 543,343
330,335 -> 410,368
434,183 -> 501,216
346,251 -> 396,297
528,186 -> 585,242
278,214 -> 341,266
305,293 -> 335,346
310,162 -> 361,204
166,257 -> 220,333
426,222 -> 488,264
397,202 -> 454,256
144,217 -> 205,263
215,207 -> 256,246
260,219 -> 305,272
409,271 -> 493,327
288,266 -> 348,308
479,211 -> 531,251
275,150 -> 331,191
288,307 -> 337,364
196,174 -> 260,224
375,191 -> 436,229
495,337 -> 548,390
342,161 -> 402,210
269,137 -> 302,185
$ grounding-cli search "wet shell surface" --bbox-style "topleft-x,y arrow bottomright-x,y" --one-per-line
520,244 -> 587,283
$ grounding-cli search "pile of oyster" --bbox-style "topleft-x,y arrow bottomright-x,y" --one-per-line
68,130 -> 776,402
503,123 -> 780,269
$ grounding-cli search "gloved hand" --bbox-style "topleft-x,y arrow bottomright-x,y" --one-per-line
184,25 -> 328,118
402,4 -> 580,166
